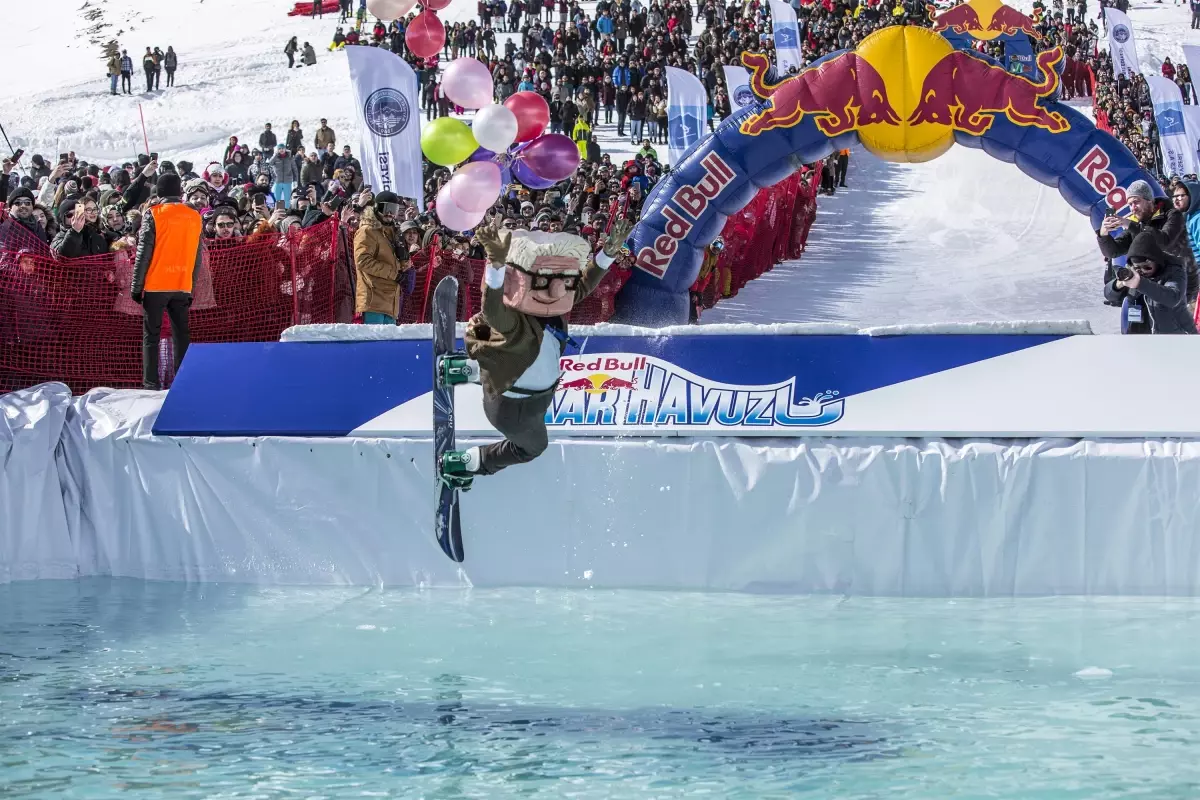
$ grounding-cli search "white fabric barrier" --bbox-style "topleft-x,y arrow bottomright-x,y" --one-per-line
1,386 -> 1192,594
0,383 -> 76,582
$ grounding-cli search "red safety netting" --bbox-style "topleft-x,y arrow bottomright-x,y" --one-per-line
2,172 -> 821,394
690,169 -> 821,311
0,218 -> 341,394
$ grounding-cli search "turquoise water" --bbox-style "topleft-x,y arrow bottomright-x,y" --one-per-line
4,581 -> 1200,798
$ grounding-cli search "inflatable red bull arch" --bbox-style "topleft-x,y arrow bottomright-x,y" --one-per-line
617,1 -> 1161,325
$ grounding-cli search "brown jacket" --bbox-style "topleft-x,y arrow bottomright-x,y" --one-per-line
465,259 -> 608,396
353,207 -> 409,317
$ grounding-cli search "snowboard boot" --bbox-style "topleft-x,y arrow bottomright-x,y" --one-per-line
440,446 -> 480,491
438,354 -> 480,387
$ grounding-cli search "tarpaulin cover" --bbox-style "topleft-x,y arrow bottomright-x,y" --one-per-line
6,384 -> 1200,594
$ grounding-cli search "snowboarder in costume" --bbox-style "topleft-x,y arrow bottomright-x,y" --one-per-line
439,216 -> 633,486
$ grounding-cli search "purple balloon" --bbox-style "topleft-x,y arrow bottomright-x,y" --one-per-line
512,159 -> 557,190
519,133 -> 581,182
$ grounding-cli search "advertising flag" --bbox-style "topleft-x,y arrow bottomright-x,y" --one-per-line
768,0 -> 803,75
723,65 -> 756,110
666,66 -> 708,166
346,46 -> 423,205
1147,75 -> 1195,178
1103,8 -> 1141,79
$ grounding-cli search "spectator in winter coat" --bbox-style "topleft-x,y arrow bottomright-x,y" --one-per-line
315,119 -> 337,150
51,198 -> 109,258
302,43 -> 318,66
285,37 -> 299,68
269,146 -> 299,210
107,53 -> 121,95
286,121 -> 305,153
142,48 -> 157,92
164,46 -> 178,87
0,187 -> 49,248
259,123 -> 278,152
1105,231 -> 1197,334
300,151 -> 325,187
353,191 -> 411,324
120,50 -> 134,94
333,145 -> 362,175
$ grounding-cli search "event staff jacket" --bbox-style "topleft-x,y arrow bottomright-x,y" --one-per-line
132,199 -> 204,295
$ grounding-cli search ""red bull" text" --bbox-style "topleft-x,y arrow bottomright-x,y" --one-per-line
908,48 -> 1068,135
738,51 -> 901,137
635,154 -> 736,278
1073,145 -> 1134,212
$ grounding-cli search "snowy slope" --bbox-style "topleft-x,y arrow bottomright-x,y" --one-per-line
2,0 -> 640,169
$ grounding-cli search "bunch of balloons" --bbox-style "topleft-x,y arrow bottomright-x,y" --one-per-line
366,0 -> 451,58
411,57 -> 581,231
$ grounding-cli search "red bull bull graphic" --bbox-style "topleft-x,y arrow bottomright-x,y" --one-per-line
617,22 -> 1162,326
738,51 -> 902,137
547,354 -> 845,431
927,2 -> 984,35
907,48 -> 1068,136
928,0 -> 1042,41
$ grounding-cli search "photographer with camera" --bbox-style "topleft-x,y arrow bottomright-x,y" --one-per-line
352,191 -> 412,325
1104,231 -> 1197,334
1097,180 -> 1199,312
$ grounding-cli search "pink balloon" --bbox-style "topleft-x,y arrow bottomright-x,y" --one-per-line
503,91 -> 551,142
435,185 -> 488,232
448,161 -> 502,214
366,0 -> 417,20
405,11 -> 445,59
442,58 -> 495,110
422,0 -> 453,9
519,133 -> 580,182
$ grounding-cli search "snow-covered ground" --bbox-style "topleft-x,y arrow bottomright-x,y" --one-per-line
3,0 -> 1195,330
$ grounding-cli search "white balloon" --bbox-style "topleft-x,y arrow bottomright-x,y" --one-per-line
366,0 -> 417,22
471,104 -> 519,154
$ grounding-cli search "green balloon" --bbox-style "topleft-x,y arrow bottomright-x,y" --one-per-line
421,118 -> 479,167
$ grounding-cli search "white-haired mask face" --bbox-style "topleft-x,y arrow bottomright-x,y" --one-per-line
498,231 -> 591,317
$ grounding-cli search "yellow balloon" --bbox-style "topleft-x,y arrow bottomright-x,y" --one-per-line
421,118 -> 479,167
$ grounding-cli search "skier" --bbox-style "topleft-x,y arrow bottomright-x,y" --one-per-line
438,215 -> 633,486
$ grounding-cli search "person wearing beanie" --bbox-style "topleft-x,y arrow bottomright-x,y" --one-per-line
1105,230 -> 1197,334
1097,177 -> 1195,288
352,189 -> 410,325
0,186 -> 48,244
130,169 -> 204,389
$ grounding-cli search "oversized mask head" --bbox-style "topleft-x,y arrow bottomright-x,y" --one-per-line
500,231 -> 591,317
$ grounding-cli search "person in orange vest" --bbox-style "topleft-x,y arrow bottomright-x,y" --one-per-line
130,172 -> 205,390
835,148 -> 850,188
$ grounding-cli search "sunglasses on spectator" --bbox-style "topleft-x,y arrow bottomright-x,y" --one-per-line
377,202 -> 400,216
10,198 -> 33,207
216,222 -> 236,230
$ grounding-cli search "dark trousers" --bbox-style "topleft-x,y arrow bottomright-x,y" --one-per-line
478,387 -> 555,475
166,68 -> 175,86
121,72 -> 131,93
835,154 -> 848,186
142,291 -> 192,389
145,69 -> 155,92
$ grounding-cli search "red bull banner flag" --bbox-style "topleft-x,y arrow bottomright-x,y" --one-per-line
1103,8 -> 1141,79
618,21 -> 1161,326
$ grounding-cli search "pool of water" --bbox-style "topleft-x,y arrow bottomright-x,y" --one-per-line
3,580 -> 1200,798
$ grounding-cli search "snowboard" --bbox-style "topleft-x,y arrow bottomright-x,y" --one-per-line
432,276 -> 466,563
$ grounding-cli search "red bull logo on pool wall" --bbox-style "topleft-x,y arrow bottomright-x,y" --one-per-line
548,354 -> 845,430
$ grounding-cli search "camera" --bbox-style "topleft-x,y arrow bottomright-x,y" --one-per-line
1116,266 -> 1134,282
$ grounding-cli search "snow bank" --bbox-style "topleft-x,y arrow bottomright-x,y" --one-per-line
281,319 -> 1094,342
6,384 -> 1200,594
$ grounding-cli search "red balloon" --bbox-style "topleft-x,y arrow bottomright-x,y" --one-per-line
422,0 -> 453,9
503,91 -> 551,143
405,11 -> 445,59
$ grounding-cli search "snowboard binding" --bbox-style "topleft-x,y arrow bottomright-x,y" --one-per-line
438,353 -> 478,387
